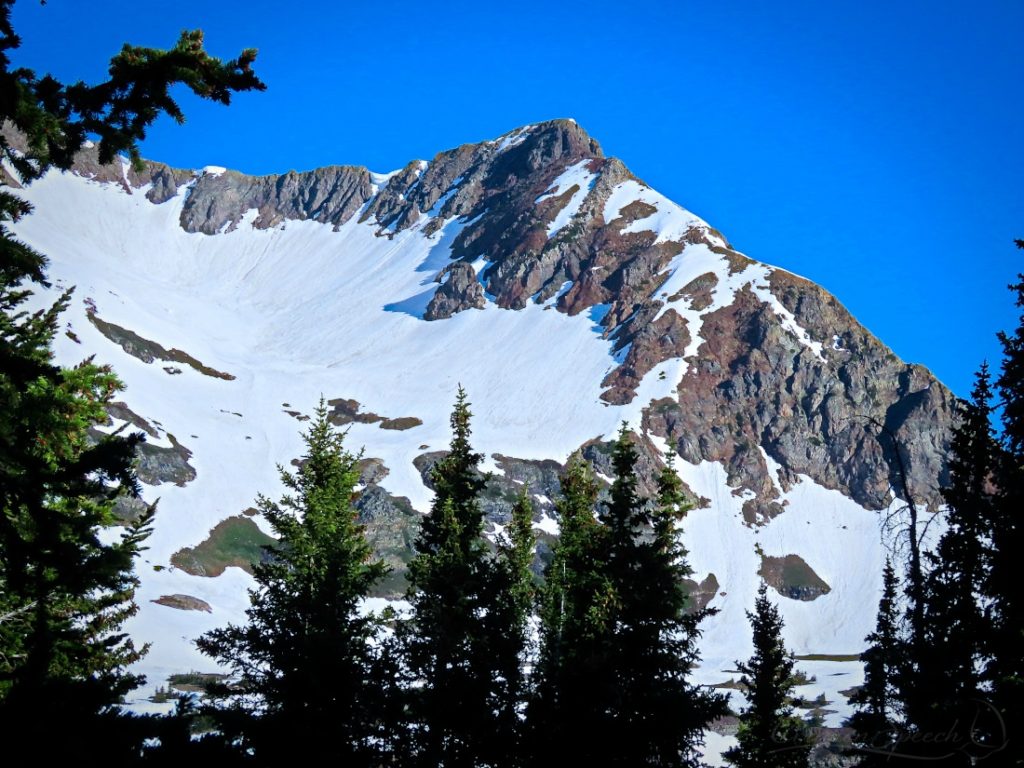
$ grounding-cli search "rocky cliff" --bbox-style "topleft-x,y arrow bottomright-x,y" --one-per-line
10,118 -> 960,728
58,119 -> 954,513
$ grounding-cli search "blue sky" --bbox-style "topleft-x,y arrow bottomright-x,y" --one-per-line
13,0 -> 1023,397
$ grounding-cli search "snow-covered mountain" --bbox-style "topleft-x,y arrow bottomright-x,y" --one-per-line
7,119 -> 955,727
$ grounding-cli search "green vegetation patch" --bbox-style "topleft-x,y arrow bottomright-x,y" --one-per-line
170,515 -> 276,577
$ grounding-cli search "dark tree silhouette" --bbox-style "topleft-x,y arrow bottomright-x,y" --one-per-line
0,3 -> 263,760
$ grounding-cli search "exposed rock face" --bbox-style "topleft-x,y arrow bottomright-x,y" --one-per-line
56,117 -> 956,518
357,457 -> 390,486
179,165 -> 374,234
759,554 -> 832,601
48,131 -> 376,234
424,262 -> 486,320
600,307 -> 691,405
325,397 -> 423,431
112,495 -> 154,525
580,433 -> 704,506
681,573 -> 720,614
354,485 -> 420,598
86,302 -> 234,380
136,435 -> 196,487
413,450 -> 559,528
92,402 -> 197,488
644,277 -> 955,511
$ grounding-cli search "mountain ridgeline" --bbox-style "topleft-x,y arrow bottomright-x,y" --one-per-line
51,118 -> 954,516
7,118 -> 958,734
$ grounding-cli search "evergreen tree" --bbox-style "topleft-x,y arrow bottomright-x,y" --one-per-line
0,3 -> 263,758
902,366 -> 1000,760
489,488 -> 537,767
532,433 -> 726,767
600,432 -> 728,767
987,257 -> 1024,764
197,399 -> 389,766
847,560 -> 903,765
724,584 -> 812,768
529,452 -> 612,764
400,387 -> 511,768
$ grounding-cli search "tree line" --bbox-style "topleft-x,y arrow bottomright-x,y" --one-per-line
2,5 -> 1022,764
186,391 -> 736,767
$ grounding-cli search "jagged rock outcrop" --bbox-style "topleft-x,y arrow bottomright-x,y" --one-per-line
53,117 -> 956,514
424,262 -> 486,320
136,435 -> 196,487
354,485 -> 420,598
179,165 -> 374,234
643,276 -> 954,511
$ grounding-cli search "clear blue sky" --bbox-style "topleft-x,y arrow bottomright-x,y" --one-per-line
12,0 -> 1023,397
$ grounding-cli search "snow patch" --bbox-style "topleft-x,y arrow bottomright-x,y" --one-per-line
535,160 -> 597,238
494,126 -> 532,152
369,168 -> 402,188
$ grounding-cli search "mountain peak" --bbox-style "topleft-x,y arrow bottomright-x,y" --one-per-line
47,119 -> 955,511
11,119 -> 958,725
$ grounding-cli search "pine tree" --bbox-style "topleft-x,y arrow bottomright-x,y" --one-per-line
600,431 -> 728,766
529,452 -> 613,764
0,2 -> 263,757
0,186 -> 154,761
847,560 -> 903,765
724,584 -> 813,768
197,399 -> 389,766
531,433 -> 726,767
489,489 -> 537,767
400,387 -> 509,768
987,257 -> 1024,765
902,366 -> 1000,759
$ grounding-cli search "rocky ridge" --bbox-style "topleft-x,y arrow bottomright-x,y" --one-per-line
60,119 -> 955,514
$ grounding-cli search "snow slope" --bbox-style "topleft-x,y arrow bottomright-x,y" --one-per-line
11,143 -> 898,726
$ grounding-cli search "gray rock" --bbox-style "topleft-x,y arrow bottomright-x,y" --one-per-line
424,262 -> 485,320
179,165 -> 374,234
136,435 -> 196,487
354,485 -> 420,598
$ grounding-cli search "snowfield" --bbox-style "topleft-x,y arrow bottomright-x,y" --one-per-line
11,154 -> 896,727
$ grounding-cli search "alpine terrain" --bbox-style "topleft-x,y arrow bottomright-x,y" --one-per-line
4,119 -> 955,737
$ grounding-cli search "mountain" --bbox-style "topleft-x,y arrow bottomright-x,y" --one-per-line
6,119 -> 955,730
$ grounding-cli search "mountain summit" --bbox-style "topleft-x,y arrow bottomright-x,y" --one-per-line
8,119 -> 955,722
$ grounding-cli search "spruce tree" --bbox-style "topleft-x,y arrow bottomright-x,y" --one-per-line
903,366 -> 1000,759
600,432 -> 728,767
490,488 -> 537,767
724,584 -> 812,768
532,434 -> 726,767
528,452 -> 612,764
987,259 -> 1024,765
0,3 -> 263,757
847,560 -> 903,765
401,387 -> 509,768
197,399 -> 389,766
